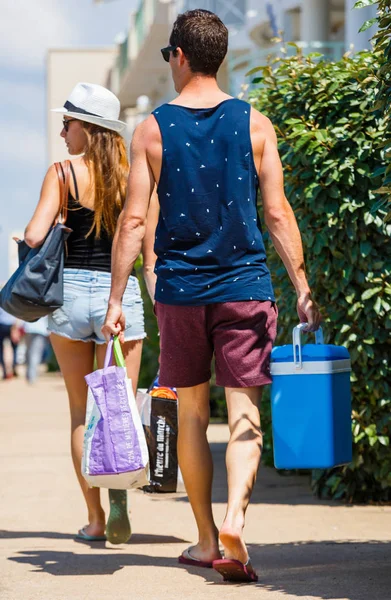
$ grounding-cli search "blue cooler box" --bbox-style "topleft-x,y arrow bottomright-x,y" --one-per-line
270,324 -> 352,469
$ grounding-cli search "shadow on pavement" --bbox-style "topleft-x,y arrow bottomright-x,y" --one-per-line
246,539 -> 391,599
173,442 -> 340,507
7,540 -> 391,599
1,530 -> 188,546
0,531 -> 75,540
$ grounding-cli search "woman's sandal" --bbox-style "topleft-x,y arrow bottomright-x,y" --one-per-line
75,526 -> 106,542
106,489 -> 131,544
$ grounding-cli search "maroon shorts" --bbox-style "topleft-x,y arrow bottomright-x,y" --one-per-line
155,300 -> 278,388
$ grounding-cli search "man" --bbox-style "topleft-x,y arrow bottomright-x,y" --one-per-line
103,9 -> 321,583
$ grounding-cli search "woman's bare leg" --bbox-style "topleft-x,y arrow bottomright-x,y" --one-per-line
95,338 -> 143,395
50,334 -> 105,537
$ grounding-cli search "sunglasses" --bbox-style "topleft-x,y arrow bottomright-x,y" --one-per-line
161,45 -> 177,63
62,118 -> 78,132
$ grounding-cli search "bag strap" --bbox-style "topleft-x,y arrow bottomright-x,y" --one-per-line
104,336 -> 126,369
54,160 -> 71,224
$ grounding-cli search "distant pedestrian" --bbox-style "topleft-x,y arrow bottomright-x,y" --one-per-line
103,9 -> 321,583
23,83 -> 158,544
0,307 -> 18,380
23,317 -> 49,384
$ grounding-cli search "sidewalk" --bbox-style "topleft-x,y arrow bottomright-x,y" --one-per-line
0,373 -> 390,600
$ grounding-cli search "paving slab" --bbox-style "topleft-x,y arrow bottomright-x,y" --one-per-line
0,374 -> 390,600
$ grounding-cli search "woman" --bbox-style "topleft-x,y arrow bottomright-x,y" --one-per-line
24,82 -> 158,543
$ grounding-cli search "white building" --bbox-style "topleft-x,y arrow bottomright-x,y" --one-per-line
47,0 -> 378,155
47,47 -> 117,164
104,0 -> 377,130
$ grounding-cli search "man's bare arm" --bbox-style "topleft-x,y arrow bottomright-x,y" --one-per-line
142,188 -> 159,303
258,115 -> 321,330
102,121 -> 154,340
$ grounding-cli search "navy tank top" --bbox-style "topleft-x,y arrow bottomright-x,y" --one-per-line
152,98 -> 274,305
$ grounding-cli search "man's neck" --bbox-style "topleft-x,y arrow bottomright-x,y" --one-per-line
172,75 -> 232,108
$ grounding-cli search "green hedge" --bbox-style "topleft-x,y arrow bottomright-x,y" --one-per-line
355,0 -> 391,218
249,47 -> 391,502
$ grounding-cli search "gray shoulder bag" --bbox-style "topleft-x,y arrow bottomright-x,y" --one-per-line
0,161 -> 72,322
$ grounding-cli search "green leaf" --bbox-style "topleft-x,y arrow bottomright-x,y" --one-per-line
354,0 -> 377,8
378,436 -> 389,446
374,296 -> 382,314
360,240 -> 372,257
361,287 -> 382,300
359,18 -> 377,32
245,66 -> 264,77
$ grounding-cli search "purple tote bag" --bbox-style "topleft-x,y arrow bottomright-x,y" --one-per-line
82,337 -> 149,489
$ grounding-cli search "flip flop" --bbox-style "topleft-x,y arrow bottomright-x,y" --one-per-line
106,489 -> 131,544
75,527 -> 106,542
212,558 -> 258,583
178,546 -> 214,568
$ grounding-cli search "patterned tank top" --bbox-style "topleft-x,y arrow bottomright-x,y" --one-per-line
152,98 -> 274,305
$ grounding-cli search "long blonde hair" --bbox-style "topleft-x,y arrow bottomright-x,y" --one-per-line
82,122 -> 129,238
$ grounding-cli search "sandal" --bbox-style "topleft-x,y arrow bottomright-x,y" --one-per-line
212,558 -> 258,583
75,526 -> 106,542
106,489 -> 131,544
178,546 -> 214,568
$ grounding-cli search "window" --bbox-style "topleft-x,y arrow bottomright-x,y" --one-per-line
184,0 -> 246,26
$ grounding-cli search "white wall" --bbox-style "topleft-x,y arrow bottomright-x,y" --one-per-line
47,48 -> 117,164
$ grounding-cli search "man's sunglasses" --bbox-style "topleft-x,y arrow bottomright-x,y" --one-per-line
161,45 -> 177,63
62,118 -> 78,132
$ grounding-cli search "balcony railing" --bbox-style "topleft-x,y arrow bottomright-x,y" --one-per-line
117,37 -> 128,78
114,0 -> 163,86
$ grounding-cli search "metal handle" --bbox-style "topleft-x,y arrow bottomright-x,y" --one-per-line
292,323 -> 324,369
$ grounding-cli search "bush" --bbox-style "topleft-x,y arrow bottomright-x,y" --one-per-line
355,0 -> 391,218
249,47 -> 391,502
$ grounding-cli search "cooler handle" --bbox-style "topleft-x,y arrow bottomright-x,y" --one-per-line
293,323 -> 324,370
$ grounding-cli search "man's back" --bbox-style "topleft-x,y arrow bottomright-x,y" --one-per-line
145,98 -> 274,306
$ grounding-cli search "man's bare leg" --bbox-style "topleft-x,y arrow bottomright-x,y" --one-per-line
219,386 -> 263,563
177,381 -> 221,562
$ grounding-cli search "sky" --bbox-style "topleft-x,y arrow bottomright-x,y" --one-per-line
0,0 -> 139,281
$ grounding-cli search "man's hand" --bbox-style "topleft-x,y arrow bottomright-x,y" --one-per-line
296,293 -> 322,332
102,303 -> 126,343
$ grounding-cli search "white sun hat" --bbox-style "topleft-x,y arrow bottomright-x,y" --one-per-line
51,82 -> 127,134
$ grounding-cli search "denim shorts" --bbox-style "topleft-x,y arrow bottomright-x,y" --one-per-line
48,268 -> 146,344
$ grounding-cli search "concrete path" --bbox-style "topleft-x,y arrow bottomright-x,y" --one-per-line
0,373 -> 390,600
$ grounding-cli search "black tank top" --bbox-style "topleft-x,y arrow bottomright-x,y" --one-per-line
64,163 -> 112,272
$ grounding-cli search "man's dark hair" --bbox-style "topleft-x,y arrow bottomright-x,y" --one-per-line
169,9 -> 228,76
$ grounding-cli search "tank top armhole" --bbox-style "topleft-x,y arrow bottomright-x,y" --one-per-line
69,162 -> 79,201
151,107 -> 167,193
246,105 -> 260,186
